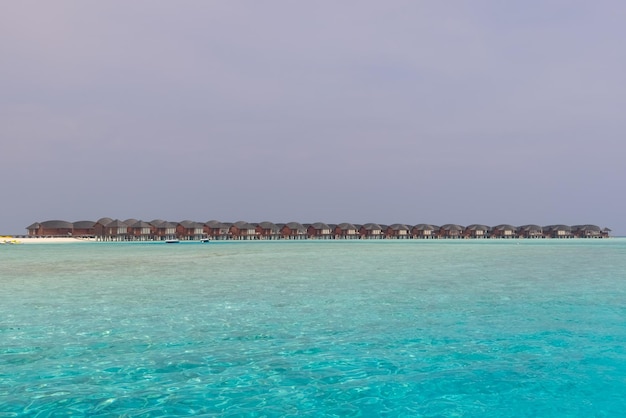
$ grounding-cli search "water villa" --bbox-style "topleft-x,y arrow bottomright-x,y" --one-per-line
24,220 -> 611,241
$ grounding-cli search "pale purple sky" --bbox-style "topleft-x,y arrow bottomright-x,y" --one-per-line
2,1 -> 625,235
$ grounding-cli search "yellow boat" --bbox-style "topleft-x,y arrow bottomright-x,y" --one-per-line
1,236 -> 21,244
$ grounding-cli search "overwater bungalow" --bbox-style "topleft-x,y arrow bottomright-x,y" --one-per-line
464,224 -> 491,239
360,223 -> 384,239
439,224 -> 464,239
231,221 -> 257,240
386,224 -> 411,239
205,220 -> 230,240
411,224 -> 437,239
544,225 -> 574,238
177,220 -> 205,240
308,222 -> 333,239
571,225 -> 602,238
104,219 -> 128,241
282,222 -> 307,239
129,221 -> 153,241
152,220 -> 177,241
256,221 -> 282,240
518,224 -> 543,239
93,218 -> 113,240
22,218 -> 611,241
336,223 -> 360,239
491,224 -> 518,239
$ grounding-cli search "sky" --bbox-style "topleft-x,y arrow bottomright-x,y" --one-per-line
1,1 -> 625,235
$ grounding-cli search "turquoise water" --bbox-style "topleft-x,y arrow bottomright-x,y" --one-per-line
2,239 -> 626,416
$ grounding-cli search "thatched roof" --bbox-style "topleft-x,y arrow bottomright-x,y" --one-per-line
106,219 -> 128,228
234,221 -> 256,230
285,222 -> 306,232
493,224 -> 517,231
413,224 -> 437,231
130,221 -> 152,228
152,220 -> 176,229
310,222 -> 331,230
440,224 -> 464,231
519,224 -> 542,232
465,224 -> 490,231
257,221 -> 279,230
544,224 -> 572,232
40,220 -> 73,229
73,221 -> 95,229
179,220 -> 203,228
572,224 -> 601,232
206,220 -> 228,228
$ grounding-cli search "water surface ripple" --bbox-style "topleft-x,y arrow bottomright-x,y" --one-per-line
2,240 -> 625,416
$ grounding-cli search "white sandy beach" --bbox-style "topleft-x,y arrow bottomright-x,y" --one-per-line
1,236 -> 97,244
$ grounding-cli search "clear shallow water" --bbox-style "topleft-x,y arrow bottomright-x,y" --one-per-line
2,239 -> 626,416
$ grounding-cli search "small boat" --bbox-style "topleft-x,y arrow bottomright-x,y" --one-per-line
200,238 -> 210,243
165,239 -> 180,244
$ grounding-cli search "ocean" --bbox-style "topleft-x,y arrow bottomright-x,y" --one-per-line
2,239 -> 626,416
